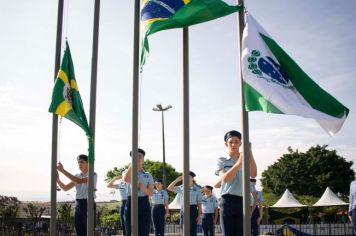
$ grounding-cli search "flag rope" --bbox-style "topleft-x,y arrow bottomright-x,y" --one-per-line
64,0 -> 70,40
138,71 -> 143,147
58,117 -> 63,163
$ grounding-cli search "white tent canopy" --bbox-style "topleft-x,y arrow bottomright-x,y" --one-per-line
313,187 -> 348,206
168,192 -> 182,210
271,189 -> 307,208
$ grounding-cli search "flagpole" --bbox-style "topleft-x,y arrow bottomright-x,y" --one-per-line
131,0 -> 140,235
88,0 -> 100,235
236,1 -> 252,235
183,26 -> 190,236
50,0 -> 64,235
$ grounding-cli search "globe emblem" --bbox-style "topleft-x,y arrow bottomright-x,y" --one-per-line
141,0 -> 185,21
247,50 -> 294,89
63,83 -> 73,106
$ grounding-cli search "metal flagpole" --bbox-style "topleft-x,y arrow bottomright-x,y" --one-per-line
88,0 -> 100,235
161,111 -> 167,187
50,0 -> 64,235
183,26 -> 190,236
236,1 -> 252,235
131,0 -> 141,235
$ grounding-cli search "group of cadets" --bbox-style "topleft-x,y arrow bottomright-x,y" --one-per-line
56,130 -> 264,236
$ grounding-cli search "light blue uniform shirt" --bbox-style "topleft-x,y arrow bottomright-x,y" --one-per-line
349,180 -> 356,214
202,195 -> 218,214
127,169 -> 154,197
257,191 -> 263,203
215,156 -> 243,197
75,172 -> 97,199
174,185 -> 202,208
151,189 -> 169,205
250,182 -> 257,206
115,180 -> 128,201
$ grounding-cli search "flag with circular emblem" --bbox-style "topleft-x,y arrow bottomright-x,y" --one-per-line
140,0 -> 242,66
49,41 -> 94,163
241,13 -> 349,135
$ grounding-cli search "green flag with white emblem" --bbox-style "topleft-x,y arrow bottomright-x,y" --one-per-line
241,13 -> 349,135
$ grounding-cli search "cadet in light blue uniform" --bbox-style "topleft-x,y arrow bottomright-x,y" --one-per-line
56,154 -> 97,236
250,179 -> 259,236
215,130 -> 257,236
107,175 -> 128,236
201,185 -> 218,236
349,180 -> 356,232
151,178 -> 169,236
122,148 -> 154,236
167,171 -> 202,236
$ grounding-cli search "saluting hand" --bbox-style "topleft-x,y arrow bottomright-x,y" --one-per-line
176,176 -> 183,182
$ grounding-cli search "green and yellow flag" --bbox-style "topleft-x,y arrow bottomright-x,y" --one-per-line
49,41 -> 94,163
140,0 -> 242,66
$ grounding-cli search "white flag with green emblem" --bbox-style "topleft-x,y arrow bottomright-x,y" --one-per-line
241,13 -> 349,135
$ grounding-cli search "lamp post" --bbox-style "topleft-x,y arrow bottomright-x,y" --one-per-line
153,104 -> 172,187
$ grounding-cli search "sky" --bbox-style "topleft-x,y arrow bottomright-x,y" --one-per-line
0,0 -> 355,202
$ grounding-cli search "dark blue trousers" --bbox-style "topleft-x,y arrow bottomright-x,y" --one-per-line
152,204 -> 165,236
220,195 -> 243,236
74,199 -> 96,236
124,196 -> 151,236
351,208 -> 356,235
120,200 -> 127,236
180,205 -> 198,236
202,213 -> 215,236
251,207 -> 260,236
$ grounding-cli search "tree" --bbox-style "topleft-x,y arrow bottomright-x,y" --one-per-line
0,195 -> 21,218
0,195 -> 21,229
261,145 -> 354,197
105,159 -> 181,202
57,203 -> 72,223
24,203 -> 46,232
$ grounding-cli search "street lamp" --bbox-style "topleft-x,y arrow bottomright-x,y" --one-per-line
153,104 -> 172,187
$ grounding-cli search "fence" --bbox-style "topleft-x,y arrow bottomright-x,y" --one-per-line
1,218 -> 356,236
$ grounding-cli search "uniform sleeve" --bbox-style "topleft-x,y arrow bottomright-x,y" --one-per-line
148,173 -> 154,186
349,183 -> 354,214
164,190 -> 169,201
94,173 -> 98,189
215,158 -> 225,176
250,183 -> 256,193
174,186 -> 182,194
259,192 -> 264,202
197,189 -> 202,203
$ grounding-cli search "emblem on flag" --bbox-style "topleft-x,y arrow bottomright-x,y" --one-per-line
247,49 -> 294,90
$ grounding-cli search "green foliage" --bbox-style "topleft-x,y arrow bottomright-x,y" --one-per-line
0,195 -> 21,218
23,203 -> 46,224
105,166 -> 127,182
261,192 -> 279,207
105,159 -> 181,202
57,203 -> 73,223
261,145 -> 354,197
97,204 -> 120,228
100,212 -> 120,227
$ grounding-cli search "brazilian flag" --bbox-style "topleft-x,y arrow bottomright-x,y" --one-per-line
49,41 -> 94,164
140,0 -> 242,66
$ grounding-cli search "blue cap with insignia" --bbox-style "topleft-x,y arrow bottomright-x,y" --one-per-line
77,154 -> 88,162
129,148 -> 146,157
224,130 -> 242,141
